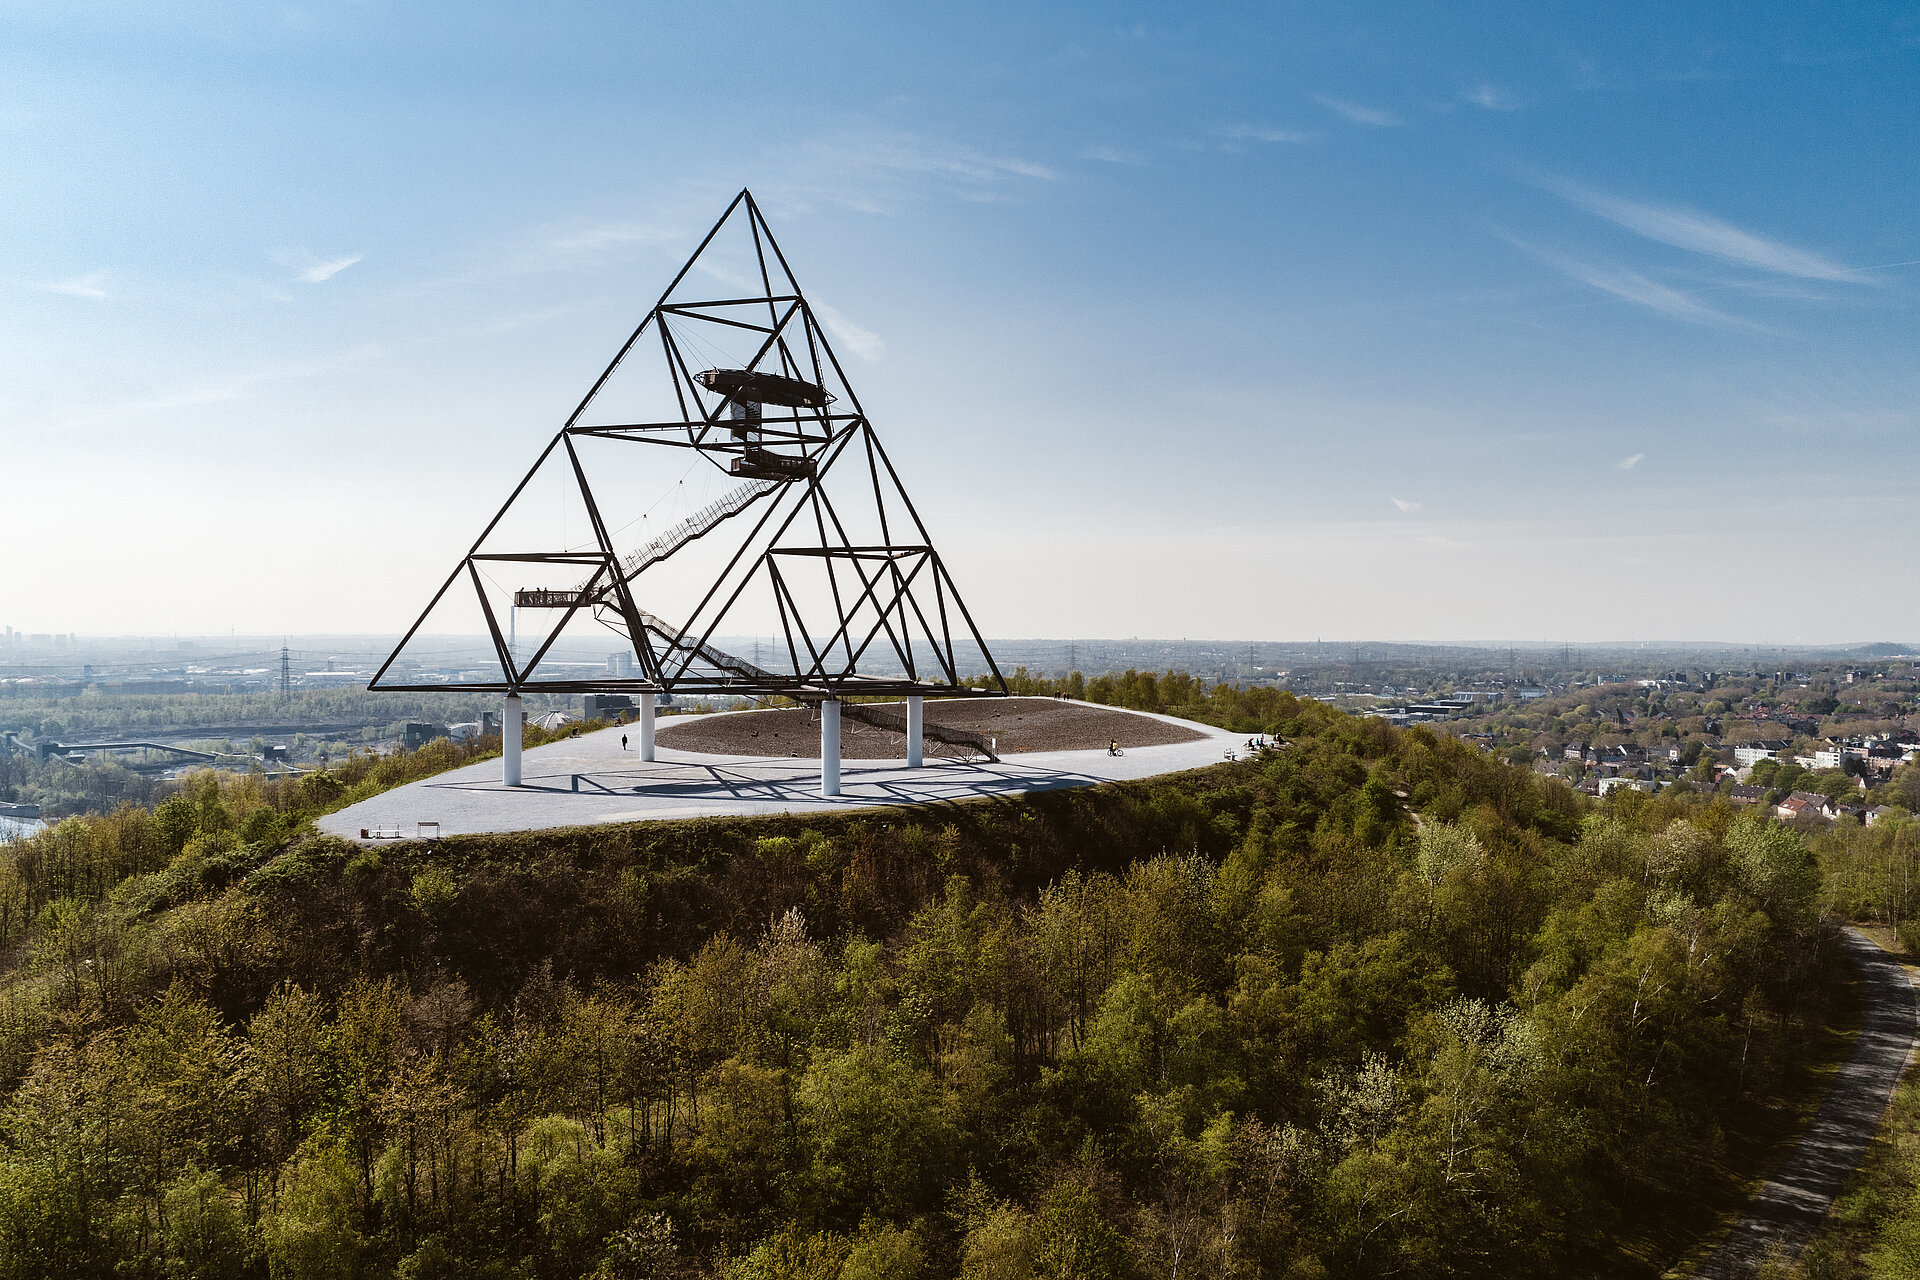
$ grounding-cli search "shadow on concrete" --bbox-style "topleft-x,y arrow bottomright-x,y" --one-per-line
408,757 -> 1117,808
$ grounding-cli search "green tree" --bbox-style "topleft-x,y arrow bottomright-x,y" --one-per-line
798,1047 -> 953,1222
842,1220 -> 925,1280
160,1166 -> 251,1280
249,983 -> 327,1167
730,1222 -> 850,1280
1034,1181 -> 1124,1280
261,1138 -> 362,1280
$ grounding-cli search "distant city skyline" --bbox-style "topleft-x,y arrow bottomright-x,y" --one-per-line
1,631 -> 1908,665
3,3 -> 1916,643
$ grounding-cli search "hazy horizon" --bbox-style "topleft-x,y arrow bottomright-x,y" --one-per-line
4,633 -> 1910,659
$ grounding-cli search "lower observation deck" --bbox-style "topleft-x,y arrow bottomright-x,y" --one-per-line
316,705 -> 1247,840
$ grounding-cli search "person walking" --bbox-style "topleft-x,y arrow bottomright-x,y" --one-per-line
621,734 -> 628,751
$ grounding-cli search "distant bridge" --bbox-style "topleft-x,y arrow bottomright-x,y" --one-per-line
29,739 -> 219,763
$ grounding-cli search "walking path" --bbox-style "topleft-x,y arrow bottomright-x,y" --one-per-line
1695,926 -> 1916,1278
317,707 -> 1251,840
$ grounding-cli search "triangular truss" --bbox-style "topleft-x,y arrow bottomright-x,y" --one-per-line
370,189 -> 1007,700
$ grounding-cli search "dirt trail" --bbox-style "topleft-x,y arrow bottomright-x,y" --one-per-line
1695,926 -> 1915,1278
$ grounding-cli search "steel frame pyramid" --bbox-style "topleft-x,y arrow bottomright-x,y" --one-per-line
369,189 -> 1007,701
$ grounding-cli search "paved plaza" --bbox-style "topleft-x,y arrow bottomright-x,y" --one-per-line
317,707 -> 1249,840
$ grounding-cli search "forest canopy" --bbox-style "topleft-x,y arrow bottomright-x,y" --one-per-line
0,692 -> 1856,1279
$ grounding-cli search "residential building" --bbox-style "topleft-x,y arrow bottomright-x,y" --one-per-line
1867,741 -> 1908,775
1734,742 -> 1787,767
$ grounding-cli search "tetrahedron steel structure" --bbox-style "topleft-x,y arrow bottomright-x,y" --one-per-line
370,189 -> 1007,701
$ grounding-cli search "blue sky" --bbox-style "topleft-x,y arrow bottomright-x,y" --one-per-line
4,2 -> 1917,643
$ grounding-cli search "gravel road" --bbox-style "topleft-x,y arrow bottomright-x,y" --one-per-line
1695,926 -> 1915,1277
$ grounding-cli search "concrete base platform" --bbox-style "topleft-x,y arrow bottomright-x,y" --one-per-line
317,708 -> 1251,840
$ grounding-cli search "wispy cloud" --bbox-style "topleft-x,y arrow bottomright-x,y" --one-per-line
1391,497 -> 1422,514
1504,235 -> 1758,328
1316,95 -> 1399,127
1541,178 -> 1860,281
1081,145 -> 1146,164
813,302 -> 886,362
36,271 -> 110,299
1463,83 -> 1519,111
546,222 -> 677,259
1218,124 -> 1317,145
492,217 -> 688,277
692,260 -> 758,292
761,132 -> 1056,216
274,251 -> 363,284
1619,452 -> 1645,470
300,255 -> 360,283
55,343 -> 386,433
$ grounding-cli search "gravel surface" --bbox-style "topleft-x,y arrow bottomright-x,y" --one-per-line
1696,926 -> 1916,1278
656,696 -> 1208,759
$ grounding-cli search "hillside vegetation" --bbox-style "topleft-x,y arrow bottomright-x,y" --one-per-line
0,693 -> 1849,1279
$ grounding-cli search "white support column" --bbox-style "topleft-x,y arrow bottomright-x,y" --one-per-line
821,699 -> 841,797
639,692 -> 656,762
906,695 -> 924,768
503,693 -> 523,787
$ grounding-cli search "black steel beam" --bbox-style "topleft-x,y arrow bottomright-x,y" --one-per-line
371,188 -> 1007,707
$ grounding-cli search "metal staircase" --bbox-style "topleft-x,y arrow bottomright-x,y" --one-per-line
581,478 -> 779,618
615,479 -> 778,585
633,608 -> 780,685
